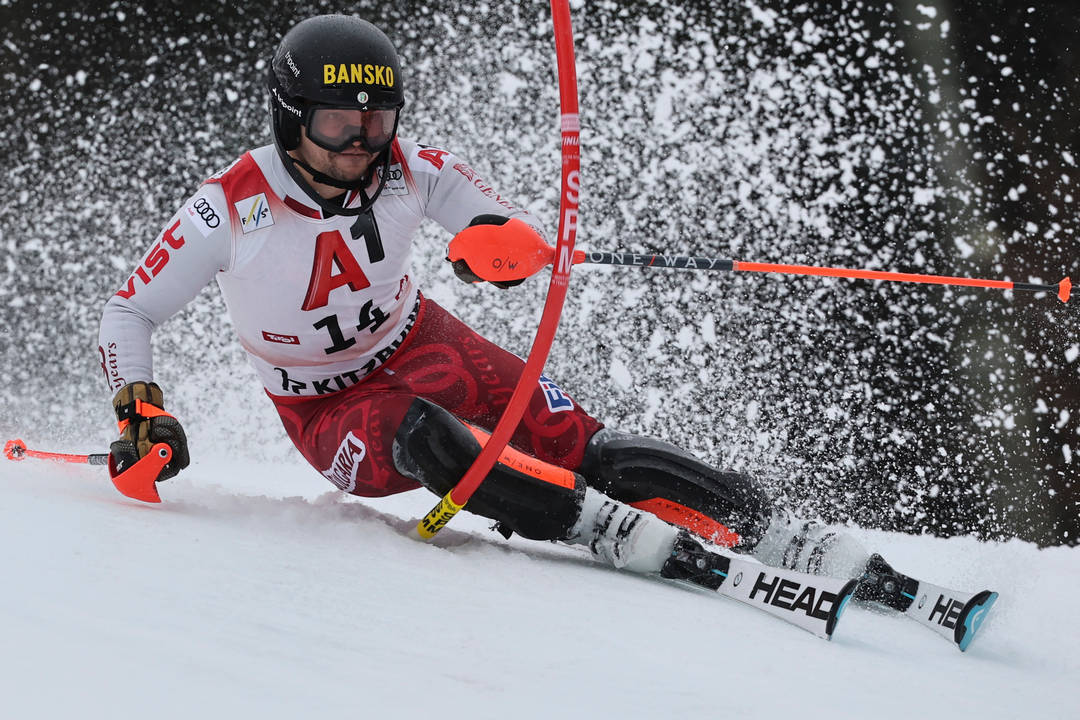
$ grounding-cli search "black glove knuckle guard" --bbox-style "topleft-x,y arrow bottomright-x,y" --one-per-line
467,214 -> 510,227
451,258 -> 483,284
149,416 -> 191,479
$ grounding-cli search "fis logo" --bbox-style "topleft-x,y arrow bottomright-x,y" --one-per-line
539,374 -> 573,413
235,193 -> 274,234
321,432 -> 367,493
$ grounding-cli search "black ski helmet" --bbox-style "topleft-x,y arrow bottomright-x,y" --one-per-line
267,15 -> 406,216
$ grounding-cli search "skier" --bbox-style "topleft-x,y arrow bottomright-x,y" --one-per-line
98,15 -> 984,641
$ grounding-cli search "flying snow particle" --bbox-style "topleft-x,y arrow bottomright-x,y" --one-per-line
1066,345 -> 1080,363
498,72 -> 525,96
916,4 -> 938,19
699,313 -> 717,345
746,2 -> 779,30
912,187 -> 935,205
745,399 -> 760,426
609,357 -> 632,390
953,236 -> 974,258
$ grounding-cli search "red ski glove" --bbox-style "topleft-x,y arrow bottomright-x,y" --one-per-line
448,214 -> 531,289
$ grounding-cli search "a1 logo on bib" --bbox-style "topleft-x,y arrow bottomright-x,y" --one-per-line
235,193 -> 275,234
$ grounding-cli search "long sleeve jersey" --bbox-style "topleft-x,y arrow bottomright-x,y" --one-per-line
98,139 -> 542,398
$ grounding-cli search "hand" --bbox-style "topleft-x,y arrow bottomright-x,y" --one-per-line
109,381 -> 190,481
447,214 -> 527,289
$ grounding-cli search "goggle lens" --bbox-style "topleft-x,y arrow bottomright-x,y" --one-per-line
307,107 -> 398,152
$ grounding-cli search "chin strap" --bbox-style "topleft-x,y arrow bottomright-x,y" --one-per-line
273,137 -> 393,218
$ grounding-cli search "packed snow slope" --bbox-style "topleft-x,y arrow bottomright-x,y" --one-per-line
1,454 -> 1074,720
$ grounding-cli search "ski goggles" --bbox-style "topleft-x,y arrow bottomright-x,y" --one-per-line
305,106 -> 399,153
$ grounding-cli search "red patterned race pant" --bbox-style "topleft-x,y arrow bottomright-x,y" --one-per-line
271,296 -> 604,496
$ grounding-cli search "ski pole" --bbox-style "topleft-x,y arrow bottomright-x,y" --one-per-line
447,232 -> 1072,303
4,438 -> 109,465
4,438 -> 169,503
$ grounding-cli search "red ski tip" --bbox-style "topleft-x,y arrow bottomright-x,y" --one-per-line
1059,277 -> 1071,304
4,439 -> 27,461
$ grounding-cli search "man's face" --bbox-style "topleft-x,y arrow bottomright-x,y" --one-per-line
294,126 -> 377,184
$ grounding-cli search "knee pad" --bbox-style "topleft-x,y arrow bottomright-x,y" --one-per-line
577,428 -> 771,548
392,398 -> 585,541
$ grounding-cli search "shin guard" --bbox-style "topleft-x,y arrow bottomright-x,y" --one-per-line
578,429 -> 771,549
392,398 -> 585,541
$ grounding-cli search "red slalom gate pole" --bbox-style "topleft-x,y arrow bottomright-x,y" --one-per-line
412,0 -> 582,540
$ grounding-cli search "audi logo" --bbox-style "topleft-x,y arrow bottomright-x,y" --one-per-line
193,197 -> 221,228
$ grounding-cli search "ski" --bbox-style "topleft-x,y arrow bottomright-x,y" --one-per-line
715,553 -> 858,640
902,580 -> 998,652
856,553 -> 997,651
662,535 -> 857,640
